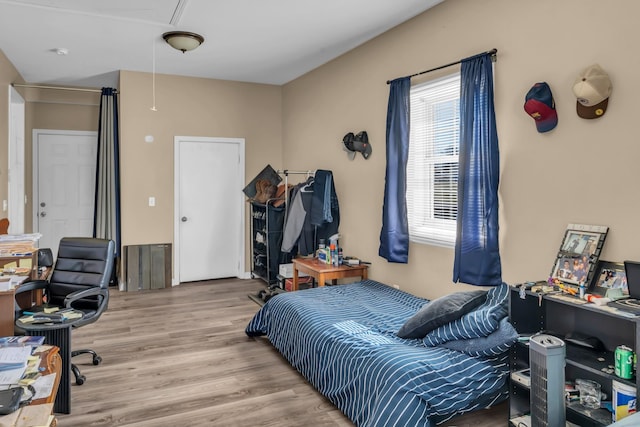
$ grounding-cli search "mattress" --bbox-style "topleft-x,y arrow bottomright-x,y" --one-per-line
245,280 -> 509,426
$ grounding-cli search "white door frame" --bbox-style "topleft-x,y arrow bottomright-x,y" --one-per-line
8,86 -> 25,233
173,136 -> 246,286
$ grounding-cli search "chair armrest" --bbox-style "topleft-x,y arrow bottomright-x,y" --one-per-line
14,280 -> 48,295
63,287 -> 108,308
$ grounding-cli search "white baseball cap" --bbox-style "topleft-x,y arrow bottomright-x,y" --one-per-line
572,64 -> 612,119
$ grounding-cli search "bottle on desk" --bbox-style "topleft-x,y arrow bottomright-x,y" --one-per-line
330,244 -> 338,267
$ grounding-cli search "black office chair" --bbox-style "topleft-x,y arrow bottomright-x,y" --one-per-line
15,237 -> 115,385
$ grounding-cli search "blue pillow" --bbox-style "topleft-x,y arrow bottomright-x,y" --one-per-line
438,317 -> 518,357
423,283 -> 509,346
396,290 -> 487,339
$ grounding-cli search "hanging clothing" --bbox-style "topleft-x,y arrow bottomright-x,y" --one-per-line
311,170 -> 340,248
281,171 -> 340,256
281,185 -> 306,253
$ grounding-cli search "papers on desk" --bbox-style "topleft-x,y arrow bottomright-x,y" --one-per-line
0,367 -> 26,386
0,337 -> 45,348
31,374 -> 55,400
19,307 -> 84,324
0,347 -> 31,371
0,347 -> 31,385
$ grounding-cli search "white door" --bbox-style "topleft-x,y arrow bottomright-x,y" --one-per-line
33,130 -> 98,256
174,137 -> 245,283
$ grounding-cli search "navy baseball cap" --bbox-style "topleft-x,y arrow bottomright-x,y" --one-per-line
524,82 -> 558,133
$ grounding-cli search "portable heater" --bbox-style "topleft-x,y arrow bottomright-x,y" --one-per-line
529,334 -> 566,427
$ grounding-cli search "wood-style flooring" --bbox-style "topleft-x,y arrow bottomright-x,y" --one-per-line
57,278 -> 507,426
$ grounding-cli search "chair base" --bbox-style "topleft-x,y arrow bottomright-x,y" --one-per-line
71,348 -> 102,385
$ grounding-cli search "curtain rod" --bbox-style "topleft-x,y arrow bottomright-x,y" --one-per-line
11,83 -> 117,94
386,48 -> 497,84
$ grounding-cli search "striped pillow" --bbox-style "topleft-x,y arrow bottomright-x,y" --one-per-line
422,283 -> 509,347
438,317 -> 518,356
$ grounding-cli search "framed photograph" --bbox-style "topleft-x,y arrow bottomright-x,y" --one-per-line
549,224 -> 609,289
589,261 -> 628,297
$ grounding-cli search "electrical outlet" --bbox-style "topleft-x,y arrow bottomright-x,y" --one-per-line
148,196 -> 156,207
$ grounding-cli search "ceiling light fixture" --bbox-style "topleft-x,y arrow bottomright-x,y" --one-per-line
162,31 -> 204,53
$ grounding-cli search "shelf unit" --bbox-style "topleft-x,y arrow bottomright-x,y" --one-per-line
250,201 -> 289,285
509,286 -> 639,426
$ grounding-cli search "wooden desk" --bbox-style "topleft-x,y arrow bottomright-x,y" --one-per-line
0,345 -> 60,427
16,322 -> 72,415
292,257 -> 368,291
31,345 -> 62,406
0,250 -> 43,336
0,252 -> 39,280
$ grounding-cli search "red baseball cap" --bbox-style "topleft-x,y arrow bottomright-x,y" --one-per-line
524,82 -> 558,133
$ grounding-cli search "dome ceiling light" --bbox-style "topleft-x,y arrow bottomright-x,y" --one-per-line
162,31 -> 204,53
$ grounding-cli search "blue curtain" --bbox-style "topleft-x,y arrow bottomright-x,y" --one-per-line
93,87 -> 121,257
453,53 -> 502,286
379,77 -> 410,263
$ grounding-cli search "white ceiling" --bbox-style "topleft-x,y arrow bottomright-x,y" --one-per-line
0,0 -> 443,88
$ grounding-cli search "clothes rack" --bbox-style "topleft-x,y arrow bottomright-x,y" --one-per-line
249,169 -> 313,289
276,169 -> 315,219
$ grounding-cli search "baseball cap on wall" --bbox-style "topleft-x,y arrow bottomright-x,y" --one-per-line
352,131 -> 372,159
572,64 -> 612,119
342,132 -> 357,160
524,82 -> 558,133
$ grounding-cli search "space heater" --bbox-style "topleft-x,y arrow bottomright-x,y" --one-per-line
529,334 -> 566,427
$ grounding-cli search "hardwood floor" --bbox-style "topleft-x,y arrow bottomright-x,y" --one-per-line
57,278 -> 507,426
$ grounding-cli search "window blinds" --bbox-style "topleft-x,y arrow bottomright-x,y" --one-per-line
407,73 -> 460,247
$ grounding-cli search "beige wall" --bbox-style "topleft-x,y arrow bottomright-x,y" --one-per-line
2,0 -> 638,300
282,0 -> 640,299
118,71 -> 282,253
0,51 -> 22,223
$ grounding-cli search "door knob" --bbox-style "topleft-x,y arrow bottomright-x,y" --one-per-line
181,217 -> 188,222
40,212 -> 46,217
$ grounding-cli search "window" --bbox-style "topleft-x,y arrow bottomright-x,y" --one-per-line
407,73 -> 460,247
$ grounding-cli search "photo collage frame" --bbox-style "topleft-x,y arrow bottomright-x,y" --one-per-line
549,224 -> 609,292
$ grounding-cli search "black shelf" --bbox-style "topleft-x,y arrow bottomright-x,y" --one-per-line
566,402 -> 612,426
508,286 -> 640,426
250,201 -> 289,285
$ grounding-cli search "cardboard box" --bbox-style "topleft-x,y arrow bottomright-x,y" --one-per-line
278,263 -> 308,278
284,276 -> 313,291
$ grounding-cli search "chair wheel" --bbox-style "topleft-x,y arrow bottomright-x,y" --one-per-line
93,356 -> 102,365
76,375 -> 86,385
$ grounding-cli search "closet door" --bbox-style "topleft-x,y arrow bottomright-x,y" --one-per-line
175,137 -> 244,283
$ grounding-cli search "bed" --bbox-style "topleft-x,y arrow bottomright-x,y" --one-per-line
245,280 -> 515,427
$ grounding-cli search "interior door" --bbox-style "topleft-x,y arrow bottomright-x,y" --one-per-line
175,137 -> 244,283
33,130 -> 98,256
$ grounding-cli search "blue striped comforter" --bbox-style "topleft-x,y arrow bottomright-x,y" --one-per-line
245,280 -> 509,426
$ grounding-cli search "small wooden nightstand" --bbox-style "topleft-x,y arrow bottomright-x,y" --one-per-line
291,257 -> 368,291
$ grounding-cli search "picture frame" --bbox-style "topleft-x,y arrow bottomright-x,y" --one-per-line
549,224 -> 609,290
588,260 -> 628,297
